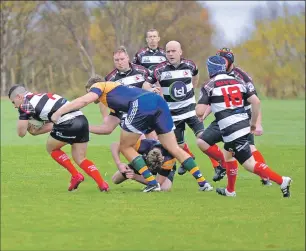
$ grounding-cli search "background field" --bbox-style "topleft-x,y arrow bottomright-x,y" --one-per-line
1,99 -> 305,251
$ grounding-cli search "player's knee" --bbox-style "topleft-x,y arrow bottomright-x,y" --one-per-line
112,172 -> 125,184
250,145 -> 257,152
196,138 -> 210,151
161,180 -> 172,191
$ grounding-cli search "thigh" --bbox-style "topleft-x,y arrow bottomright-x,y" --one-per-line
224,135 -> 252,165
46,136 -> 68,153
200,120 -> 223,146
186,115 -> 204,137
174,120 -> 185,145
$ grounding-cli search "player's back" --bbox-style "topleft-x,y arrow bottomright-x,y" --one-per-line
21,92 -> 71,122
90,82 -> 150,113
205,73 -> 251,142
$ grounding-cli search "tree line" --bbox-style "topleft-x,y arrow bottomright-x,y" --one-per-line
1,1 -> 304,99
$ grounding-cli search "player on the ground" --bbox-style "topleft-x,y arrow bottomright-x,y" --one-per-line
51,77 -> 213,192
197,47 -> 271,185
133,28 -> 167,76
89,46 -> 159,139
111,138 -> 176,191
152,40 -> 214,176
8,85 -> 109,192
196,55 -> 292,197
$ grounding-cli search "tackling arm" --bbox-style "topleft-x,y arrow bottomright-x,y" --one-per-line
51,92 -> 99,123
247,94 -> 261,133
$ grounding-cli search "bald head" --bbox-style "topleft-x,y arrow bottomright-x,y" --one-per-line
166,41 -> 181,50
165,41 -> 182,66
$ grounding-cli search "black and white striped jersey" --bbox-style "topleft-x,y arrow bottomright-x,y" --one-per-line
229,66 -> 257,118
153,59 -> 198,122
133,47 -> 166,74
198,74 -> 256,143
18,92 -> 82,124
105,63 -> 151,89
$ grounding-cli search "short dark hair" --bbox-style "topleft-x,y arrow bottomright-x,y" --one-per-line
8,84 -> 26,98
146,28 -> 159,37
85,75 -> 104,90
113,45 -> 129,56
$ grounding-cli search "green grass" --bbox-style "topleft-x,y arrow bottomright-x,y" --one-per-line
1,99 -> 305,251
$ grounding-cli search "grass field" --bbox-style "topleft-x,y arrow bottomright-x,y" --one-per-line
1,99 -> 305,251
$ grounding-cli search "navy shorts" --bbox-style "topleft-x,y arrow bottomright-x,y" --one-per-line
121,93 -> 174,135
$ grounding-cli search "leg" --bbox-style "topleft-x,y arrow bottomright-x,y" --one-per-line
248,134 -> 272,186
46,135 -> 83,191
119,129 -> 159,192
145,130 -> 158,140
158,131 -> 212,191
197,120 -> 228,181
112,171 -> 127,184
71,142 -> 108,191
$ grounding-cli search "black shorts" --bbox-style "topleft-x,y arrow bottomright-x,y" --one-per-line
174,115 -> 204,144
224,134 -> 252,164
200,120 -> 223,146
200,120 -> 256,146
50,115 -> 89,145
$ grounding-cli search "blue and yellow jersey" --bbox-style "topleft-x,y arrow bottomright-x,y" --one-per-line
89,81 -> 149,113
134,138 -> 176,171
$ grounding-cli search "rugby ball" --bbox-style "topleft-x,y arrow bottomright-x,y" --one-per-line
28,119 -> 44,129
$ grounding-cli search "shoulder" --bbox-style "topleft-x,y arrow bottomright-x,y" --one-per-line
233,66 -> 253,82
105,68 -> 117,81
182,58 -> 197,68
135,47 -> 148,56
132,63 -> 149,74
154,61 -> 169,72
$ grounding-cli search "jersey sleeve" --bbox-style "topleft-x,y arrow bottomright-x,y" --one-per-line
89,83 -> 103,98
18,99 -> 35,120
132,52 -> 140,65
243,80 -> 257,100
192,63 -> 199,76
197,86 -> 210,105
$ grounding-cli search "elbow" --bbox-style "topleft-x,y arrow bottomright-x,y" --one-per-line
195,106 -> 204,117
18,131 -> 27,138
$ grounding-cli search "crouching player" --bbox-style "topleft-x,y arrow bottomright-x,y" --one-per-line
111,138 -> 176,191
8,85 -> 109,192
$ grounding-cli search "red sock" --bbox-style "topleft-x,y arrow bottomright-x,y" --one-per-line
209,157 -> 220,169
226,161 -> 238,193
253,162 -> 283,185
183,143 -> 194,158
253,151 -> 267,179
51,150 -> 79,177
253,150 -> 266,163
204,145 -> 225,166
79,159 -> 105,187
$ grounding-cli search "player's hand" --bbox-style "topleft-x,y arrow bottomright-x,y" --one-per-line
27,124 -> 38,135
254,124 -> 263,136
151,87 -> 161,94
125,169 -> 135,179
117,163 -> 130,173
250,124 -> 256,134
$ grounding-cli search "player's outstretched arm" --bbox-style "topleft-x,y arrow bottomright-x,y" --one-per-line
89,115 -> 120,135
51,92 -> 99,123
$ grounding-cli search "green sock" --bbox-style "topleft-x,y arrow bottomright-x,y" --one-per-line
131,155 -> 157,185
